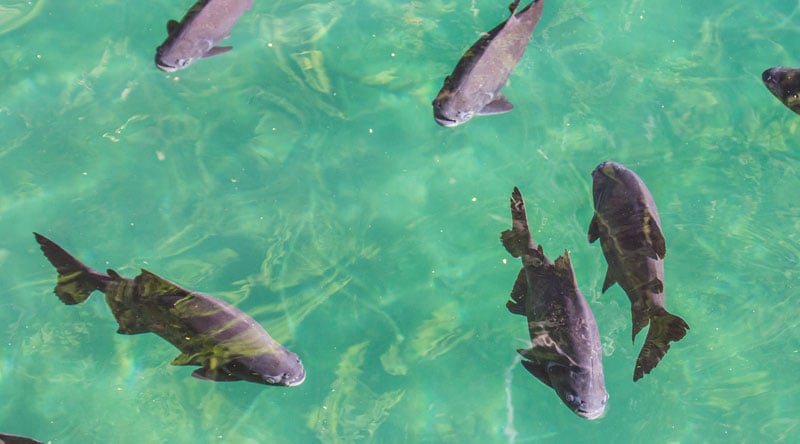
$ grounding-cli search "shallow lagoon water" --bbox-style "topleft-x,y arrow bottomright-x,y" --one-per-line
1,0 -> 799,442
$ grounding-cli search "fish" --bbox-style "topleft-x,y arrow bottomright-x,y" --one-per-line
432,0 -> 544,127
501,187 -> 608,420
762,66 -> 800,115
155,0 -> 254,72
33,232 -> 305,386
0,433 -> 43,444
588,161 -> 689,381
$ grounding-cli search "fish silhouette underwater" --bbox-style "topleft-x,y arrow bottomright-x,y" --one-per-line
501,187 -> 608,420
588,162 -> 689,381
34,232 -> 305,386
762,66 -> 800,115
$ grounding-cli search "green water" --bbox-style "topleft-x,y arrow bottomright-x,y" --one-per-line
1,0 -> 799,442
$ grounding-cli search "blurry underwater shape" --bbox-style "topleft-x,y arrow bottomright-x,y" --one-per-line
0,0 -> 46,36
307,341 -> 405,443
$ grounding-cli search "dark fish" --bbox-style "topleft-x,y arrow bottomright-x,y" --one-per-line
762,66 -> 800,115
34,233 -> 305,386
588,161 -> 689,381
155,0 -> 254,72
432,0 -> 544,127
501,187 -> 608,420
0,433 -> 43,444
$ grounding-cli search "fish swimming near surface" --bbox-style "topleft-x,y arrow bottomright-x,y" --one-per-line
501,187 -> 608,420
155,0 -> 254,72
588,161 -> 689,381
0,433 -> 43,444
432,0 -> 544,127
34,232 -> 305,386
762,66 -> 800,115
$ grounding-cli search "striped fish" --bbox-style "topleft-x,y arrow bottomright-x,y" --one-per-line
588,161 -> 689,381
34,232 -> 305,386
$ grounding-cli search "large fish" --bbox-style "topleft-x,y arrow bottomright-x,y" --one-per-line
432,0 -> 544,127
501,187 -> 608,420
762,66 -> 800,115
155,0 -> 254,72
34,232 -> 305,386
588,161 -> 689,381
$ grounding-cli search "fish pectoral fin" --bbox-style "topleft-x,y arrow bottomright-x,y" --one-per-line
171,352 -> 203,366
518,358 -> 552,387
204,46 -> 233,58
192,367 -> 241,382
477,95 -> 513,115
166,19 -> 180,34
601,268 -> 616,293
587,215 -> 601,243
506,268 -> 527,315
524,336 -> 579,368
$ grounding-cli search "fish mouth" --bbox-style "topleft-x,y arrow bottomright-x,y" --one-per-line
433,112 -> 459,127
575,406 -> 606,420
156,61 -> 178,73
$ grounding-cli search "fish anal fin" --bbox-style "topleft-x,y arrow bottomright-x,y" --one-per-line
478,94 -> 513,115
172,352 -> 201,367
204,46 -> 233,58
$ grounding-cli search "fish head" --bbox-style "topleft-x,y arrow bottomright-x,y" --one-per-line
155,38 -> 213,72
222,349 -> 306,386
432,87 -> 473,127
762,67 -> 800,114
547,362 -> 609,420
591,161 -> 625,205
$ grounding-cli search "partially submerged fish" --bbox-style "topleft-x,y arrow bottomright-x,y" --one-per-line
588,161 -> 689,381
432,0 -> 544,126
0,433 -> 43,444
502,187 -> 608,420
762,66 -> 800,115
155,0 -> 254,72
34,232 -> 305,386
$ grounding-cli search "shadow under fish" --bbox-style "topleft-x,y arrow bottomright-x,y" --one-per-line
155,0 -> 254,72
34,232 -> 305,386
501,187 -> 608,420
588,161 -> 689,382
762,66 -> 800,115
432,0 -> 544,127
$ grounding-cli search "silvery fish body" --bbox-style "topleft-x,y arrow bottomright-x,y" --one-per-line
432,0 -> 544,126
34,232 -> 305,386
588,161 -> 689,381
155,0 -> 254,72
762,66 -> 800,115
501,187 -> 607,420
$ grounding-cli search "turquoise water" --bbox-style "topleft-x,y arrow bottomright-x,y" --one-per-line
1,0 -> 799,442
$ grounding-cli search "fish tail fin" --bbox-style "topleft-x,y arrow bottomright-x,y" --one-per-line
633,308 -> 689,381
501,187 -> 539,257
34,232 -> 109,305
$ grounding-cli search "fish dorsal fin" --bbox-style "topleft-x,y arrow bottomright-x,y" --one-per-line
554,250 -> 576,283
135,269 -> 192,305
643,208 -> 666,258
506,268 -> 527,315
588,214 -> 601,243
507,0 -> 522,15
478,94 -> 513,115
166,19 -> 180,34
204,46 -> 233,58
